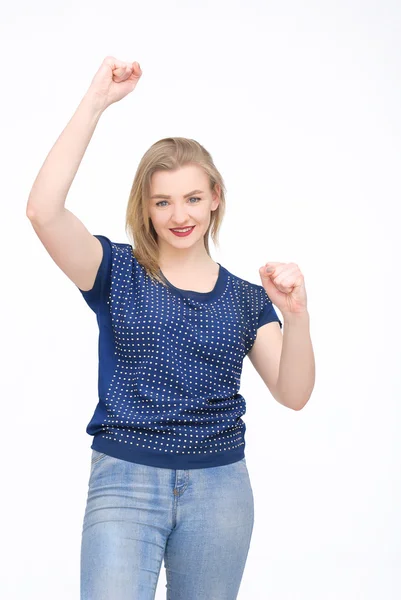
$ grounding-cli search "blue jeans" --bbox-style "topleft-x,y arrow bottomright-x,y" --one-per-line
80,449 -> 255,599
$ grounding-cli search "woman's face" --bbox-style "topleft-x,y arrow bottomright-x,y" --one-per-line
148,164 -> 220,250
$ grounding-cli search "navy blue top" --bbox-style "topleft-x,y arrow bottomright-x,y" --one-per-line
77,235 -> 282,469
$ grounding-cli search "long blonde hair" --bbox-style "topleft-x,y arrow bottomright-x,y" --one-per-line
125,137 -> 227,286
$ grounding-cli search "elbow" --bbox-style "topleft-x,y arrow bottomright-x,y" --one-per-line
26,205 -> 36,220
288,400 -> 306,411
275,380 -> 315,411
273,390 -> 303,410
274,390 -> 312,411
292,393 -> 313,411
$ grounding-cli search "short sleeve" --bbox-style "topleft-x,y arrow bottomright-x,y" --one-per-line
258,288 -> 283,329
77,234 -> 112,313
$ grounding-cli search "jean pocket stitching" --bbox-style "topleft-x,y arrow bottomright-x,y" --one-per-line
91,451 -> 108,466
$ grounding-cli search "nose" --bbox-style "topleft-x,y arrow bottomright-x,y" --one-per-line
171,205 -> 190,226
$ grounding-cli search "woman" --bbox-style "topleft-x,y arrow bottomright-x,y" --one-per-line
26,56 -> 315,600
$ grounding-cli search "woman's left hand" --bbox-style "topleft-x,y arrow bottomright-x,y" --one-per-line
259,262 -> 308,316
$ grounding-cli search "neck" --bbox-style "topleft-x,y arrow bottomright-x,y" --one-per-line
157,242 -> 214,272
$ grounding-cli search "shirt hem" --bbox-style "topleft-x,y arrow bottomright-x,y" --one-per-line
91,435 -> 245,469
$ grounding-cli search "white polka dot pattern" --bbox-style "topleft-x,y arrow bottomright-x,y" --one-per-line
77,235 -> 282,469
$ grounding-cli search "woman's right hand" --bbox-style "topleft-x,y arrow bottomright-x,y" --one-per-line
86,56 -> 143,111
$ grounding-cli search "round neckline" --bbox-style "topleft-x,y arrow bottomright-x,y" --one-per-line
159,262 -> 228,302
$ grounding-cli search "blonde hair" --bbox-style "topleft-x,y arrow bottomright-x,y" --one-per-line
125,137 -> 226,286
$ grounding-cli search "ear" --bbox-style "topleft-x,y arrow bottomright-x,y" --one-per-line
211,184 -> 221,210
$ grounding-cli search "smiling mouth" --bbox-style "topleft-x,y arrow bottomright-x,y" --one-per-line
170,226 -> 195,232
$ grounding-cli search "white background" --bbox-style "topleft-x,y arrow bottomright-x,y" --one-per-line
2,0 -> 401,598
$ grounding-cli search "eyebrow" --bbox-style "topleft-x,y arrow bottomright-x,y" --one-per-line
150,189 -> 204,200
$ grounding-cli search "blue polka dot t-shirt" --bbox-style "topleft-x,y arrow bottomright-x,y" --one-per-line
77,235 -> 282,469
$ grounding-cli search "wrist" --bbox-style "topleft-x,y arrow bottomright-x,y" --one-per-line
81,90 -> 108,118
282,310 -> 310,323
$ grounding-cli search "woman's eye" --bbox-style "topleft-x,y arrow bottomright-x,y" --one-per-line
155,197 -> 201,207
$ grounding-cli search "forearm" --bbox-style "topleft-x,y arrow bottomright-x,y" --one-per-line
276,311 -> 315,410
26,92 -> 105,224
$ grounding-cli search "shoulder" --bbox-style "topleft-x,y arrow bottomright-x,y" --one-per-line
93,236 -> 138,282
223,264 -> 268,301
96,237 -> 135,262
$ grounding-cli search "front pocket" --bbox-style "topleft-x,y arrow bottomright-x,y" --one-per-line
90,449 -> 108,466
